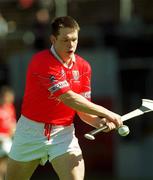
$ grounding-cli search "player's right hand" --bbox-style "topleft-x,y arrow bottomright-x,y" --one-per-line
105,112 -> 122,128
99,118 -> 116,132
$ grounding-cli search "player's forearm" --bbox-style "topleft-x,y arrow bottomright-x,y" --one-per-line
59,90 -> 112,119
77,112 -> 103,128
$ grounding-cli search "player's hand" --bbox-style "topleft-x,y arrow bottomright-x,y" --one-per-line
105,112 -> 122,128
99,118 -> 116,132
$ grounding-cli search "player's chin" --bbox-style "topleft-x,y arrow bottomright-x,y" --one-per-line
67,52 -> 74,58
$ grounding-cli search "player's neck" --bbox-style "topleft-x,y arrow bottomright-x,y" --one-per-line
51,46 -> 74,68
65,58 -> 72,66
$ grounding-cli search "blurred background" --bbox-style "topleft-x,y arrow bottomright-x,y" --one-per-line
1,0 -> 153,179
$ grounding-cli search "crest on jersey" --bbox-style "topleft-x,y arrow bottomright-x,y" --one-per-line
61,69 -> 65,76
72,70 -> 79,80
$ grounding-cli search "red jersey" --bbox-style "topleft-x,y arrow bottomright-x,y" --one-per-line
0,104 -> 16,136
22,48 -> 91,125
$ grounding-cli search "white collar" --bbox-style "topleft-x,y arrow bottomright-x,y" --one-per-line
50,45 -> 75,69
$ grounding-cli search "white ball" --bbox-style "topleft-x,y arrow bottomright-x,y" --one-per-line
118,125 -> 130,136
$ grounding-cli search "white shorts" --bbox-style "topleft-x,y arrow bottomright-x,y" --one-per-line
8,115 -> 82,165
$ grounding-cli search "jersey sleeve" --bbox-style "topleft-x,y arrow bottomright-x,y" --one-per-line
48,67 -> 71,97
48,70 -> 71,97
80,62 -> 92,101
36,66 -> 71,97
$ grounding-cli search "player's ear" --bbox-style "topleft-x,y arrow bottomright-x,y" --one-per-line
50,35 -> 56,45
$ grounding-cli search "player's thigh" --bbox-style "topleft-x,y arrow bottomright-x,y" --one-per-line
5,157 -> 40,180
51,151 -> 85,180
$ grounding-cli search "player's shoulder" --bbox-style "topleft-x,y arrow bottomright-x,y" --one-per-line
26,49 -> 53,73
29,49 -> 55,67
32,49 -> 51,61
75,54 -> 91,69
75,54 -> 90,65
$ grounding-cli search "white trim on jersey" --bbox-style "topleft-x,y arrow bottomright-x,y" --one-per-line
50,46 -> 75,69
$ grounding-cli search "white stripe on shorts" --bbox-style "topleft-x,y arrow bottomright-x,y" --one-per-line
8,115 -> 82,165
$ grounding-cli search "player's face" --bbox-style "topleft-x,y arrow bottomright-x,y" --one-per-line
51,27 -> 78,62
